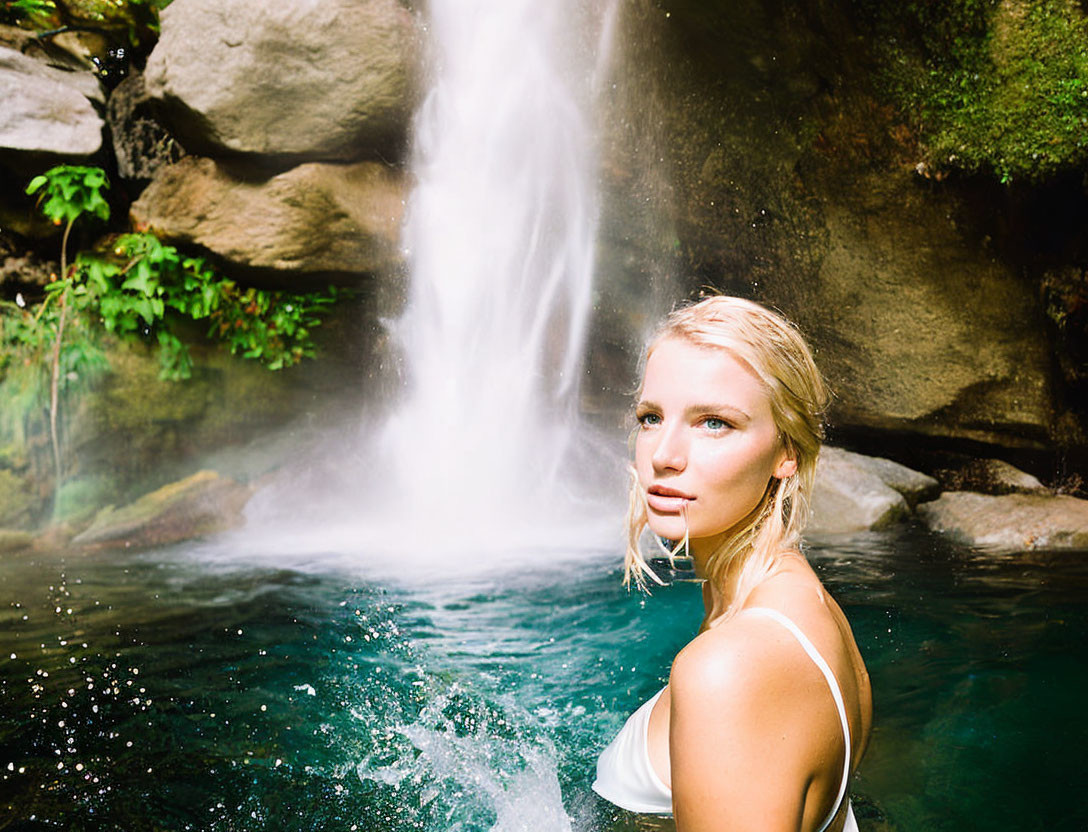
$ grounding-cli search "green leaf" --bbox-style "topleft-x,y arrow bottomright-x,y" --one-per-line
121,265 -> 155,296
131,297 -> 154,326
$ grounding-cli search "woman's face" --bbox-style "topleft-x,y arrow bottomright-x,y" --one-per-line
634,336 -> 796,560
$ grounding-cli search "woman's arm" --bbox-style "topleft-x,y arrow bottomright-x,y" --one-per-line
668,622 -> 821,832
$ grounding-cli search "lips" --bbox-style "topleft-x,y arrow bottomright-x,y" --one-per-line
645,484 -> 694,514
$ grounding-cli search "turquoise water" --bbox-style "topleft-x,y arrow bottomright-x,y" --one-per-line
1,525 -> 1085,831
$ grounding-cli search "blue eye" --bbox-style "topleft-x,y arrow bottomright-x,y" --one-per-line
703,417 -> 730,431
638,412 -> 661,427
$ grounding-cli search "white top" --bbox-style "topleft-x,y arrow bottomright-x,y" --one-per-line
592,607 -> 859,832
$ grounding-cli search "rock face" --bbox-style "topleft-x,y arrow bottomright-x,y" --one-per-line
604,0 -> 1068,452
917,491 -> 1088,553
106,72 -> 183,182
144,0 -> 419,161
72,470 -> 252,550
0,45 -> 104,156
796,175 -> 1055,448
130,156 -> 406,277
809,446 -> 922,534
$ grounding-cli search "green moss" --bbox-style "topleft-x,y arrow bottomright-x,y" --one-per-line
52,475 -> 112,525
865,0 -> 1088,183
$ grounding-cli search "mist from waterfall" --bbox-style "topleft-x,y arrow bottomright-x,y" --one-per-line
242,0 -> 622,568
373,0 -> 620,550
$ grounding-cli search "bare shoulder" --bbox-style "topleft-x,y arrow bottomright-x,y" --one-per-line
669,611 -> 804,706
666,610 -> 824,829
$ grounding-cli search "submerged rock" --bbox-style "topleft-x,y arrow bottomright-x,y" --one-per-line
72,470 -> 252,550
917,491 -> 1088,553
130,156 -> 406,278
0,45 -> 104,156
144,0 -> 419,162
809,447 -> 914,534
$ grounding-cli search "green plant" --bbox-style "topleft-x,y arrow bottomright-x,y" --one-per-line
25,164 -> 110,511
2,0 -> 55,28
88,231 -> 342,378
11,166 -> 344,519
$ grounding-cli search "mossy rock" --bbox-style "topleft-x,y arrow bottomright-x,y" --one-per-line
607,0 -> 1062,448
866,0 -> 1088,183
67,333 -> 309,497
0,528 -> 32,552
72,469 -> 252,550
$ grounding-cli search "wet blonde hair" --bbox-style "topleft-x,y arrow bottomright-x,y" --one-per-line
624,295 -> 829,619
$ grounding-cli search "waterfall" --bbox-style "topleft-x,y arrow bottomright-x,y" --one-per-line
243,0 -> 621,566
373,0 -> 619,549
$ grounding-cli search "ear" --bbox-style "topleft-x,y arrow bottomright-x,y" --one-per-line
774,449 -> 798,479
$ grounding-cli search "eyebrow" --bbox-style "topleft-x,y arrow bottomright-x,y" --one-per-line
688,403 -> 752,423
635,400 -> 752,424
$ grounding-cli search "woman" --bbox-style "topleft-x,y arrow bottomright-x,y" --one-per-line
593,296 -> 872,832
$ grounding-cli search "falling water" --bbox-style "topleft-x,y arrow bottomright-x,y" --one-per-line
242,0 -> 621,565
375,0 -> 619,547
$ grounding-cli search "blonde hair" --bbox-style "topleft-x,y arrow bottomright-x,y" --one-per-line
624,295 -> 829,620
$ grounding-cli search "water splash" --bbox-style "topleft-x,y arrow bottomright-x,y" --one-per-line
358,716 -> 573,832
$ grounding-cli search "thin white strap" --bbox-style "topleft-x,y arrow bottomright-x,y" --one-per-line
742,607 -> 851,832
639,688 -> 671,795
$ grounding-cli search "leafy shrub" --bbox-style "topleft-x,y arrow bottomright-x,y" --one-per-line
11,166 -> 344,382
80,231 -> 343,380
5,165 -> 345,513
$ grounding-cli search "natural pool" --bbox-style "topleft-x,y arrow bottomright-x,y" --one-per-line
1,525 -> 1086,831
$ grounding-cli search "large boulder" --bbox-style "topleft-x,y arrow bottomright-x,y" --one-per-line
827,447 -> 940,507
0,45 -> 104,156
917,491 -> 1088,553
144,0 -> 419,162
793,172 -> 1055,449
130,155 -> 406,278
808,447 -> 916,534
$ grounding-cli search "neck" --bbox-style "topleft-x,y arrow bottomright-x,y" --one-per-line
689,524 -> 747,623
690,488 -> 780,627
698,559 -> 742,631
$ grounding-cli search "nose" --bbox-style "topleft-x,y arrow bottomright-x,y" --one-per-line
651,422 -> 687,473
